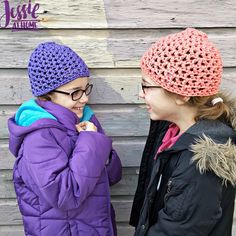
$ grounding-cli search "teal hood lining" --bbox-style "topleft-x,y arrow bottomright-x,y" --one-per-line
15,99 -> 94,126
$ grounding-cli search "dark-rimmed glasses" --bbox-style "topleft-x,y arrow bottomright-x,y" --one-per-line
54,84 -> 93,101
141,84 -> 162,94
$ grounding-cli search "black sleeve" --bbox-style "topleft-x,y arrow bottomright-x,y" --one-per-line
130,120 -> 170,227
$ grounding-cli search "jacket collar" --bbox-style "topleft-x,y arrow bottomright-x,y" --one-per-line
163,94 -> 236,186
36,99 -> 79,133
190,94 -> 236,186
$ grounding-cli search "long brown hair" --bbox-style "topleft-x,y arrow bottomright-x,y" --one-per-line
188,92 -> 235,124
164,89 -> 235,125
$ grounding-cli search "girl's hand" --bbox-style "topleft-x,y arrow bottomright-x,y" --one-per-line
76,121 -> 97,132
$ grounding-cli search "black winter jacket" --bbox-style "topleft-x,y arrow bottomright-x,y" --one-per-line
130,118 -> 236,236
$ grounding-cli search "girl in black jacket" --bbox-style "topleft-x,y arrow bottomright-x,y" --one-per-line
130,28 -> 236,236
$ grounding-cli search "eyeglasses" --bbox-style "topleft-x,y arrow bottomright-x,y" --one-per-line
54,84 -> 93,101
141,84 -> 162,94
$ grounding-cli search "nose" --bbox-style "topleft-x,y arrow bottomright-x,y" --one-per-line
79,92 -> 89,104
139,89 -> 145,99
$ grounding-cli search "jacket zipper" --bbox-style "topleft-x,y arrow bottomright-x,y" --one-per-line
167,179 -> 172,193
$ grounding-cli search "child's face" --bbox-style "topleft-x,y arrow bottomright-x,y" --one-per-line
50,77 -> 90,118
139,73 -> 180,122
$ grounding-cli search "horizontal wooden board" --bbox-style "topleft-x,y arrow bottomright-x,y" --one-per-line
0,225 -> 134,236
0,199 -> 236,235
0,29 -> 236,68
117,225 -> 135,236
2,0 -> 236,29
2,224 -> 236,236
0,137 -> 145,169
0,105 -> 150,139
0,226 -> 25,236
2,225 -> 236,236
0,142 -> 14,170
102,0 -> 236,29
233,224 -> 236,236
0,68 -> 236,105
0,69 -> 142,105
0,168 -> 139,198
0,198 -> 133,225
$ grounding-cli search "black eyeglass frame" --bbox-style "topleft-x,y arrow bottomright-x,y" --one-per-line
141,84 -> 162,94
53,84 -> 93,101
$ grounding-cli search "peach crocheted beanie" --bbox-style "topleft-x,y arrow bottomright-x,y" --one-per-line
141,28 -> 223,96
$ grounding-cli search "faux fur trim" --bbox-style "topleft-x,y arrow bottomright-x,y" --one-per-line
191,135 -> 236,186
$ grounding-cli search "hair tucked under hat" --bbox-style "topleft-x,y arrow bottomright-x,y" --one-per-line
141,28 -> 223,96
28,42 -> 90,96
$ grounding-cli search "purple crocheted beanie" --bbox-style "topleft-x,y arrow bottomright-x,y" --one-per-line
28,42 -> 90,96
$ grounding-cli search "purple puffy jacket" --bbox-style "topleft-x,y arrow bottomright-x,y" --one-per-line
8,99 -> 122,236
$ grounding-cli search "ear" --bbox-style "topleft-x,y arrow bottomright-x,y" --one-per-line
175,95 -> 191,105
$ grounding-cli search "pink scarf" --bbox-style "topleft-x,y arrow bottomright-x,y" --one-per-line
154,123 -> 182,159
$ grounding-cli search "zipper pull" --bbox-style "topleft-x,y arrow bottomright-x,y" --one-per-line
157,174 -> 162,191
167,179 -> 172,193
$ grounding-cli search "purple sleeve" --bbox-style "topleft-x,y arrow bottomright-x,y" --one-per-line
23,128 -> 112,210
90,115 -> 122,186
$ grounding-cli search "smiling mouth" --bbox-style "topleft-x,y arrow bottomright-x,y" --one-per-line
73,107 -> 84,111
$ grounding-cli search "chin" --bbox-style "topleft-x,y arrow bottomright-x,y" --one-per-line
149,113 -> 162,121
149,113 -> 158,120
71,110 -> 83,118
77,113 -> 83,118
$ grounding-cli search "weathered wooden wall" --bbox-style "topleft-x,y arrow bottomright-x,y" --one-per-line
0,0 -> 236,235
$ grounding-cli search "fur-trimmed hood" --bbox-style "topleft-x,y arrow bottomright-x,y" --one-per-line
189,94 -> 236,186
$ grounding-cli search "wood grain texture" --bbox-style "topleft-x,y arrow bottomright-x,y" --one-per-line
0,29 -> 236,68
0,137 -> 145,169
0,69 -> 142,105
0,225 -> 134,236
0,168 -> 139,198
0,198 -> 133,224
0,105 -> 150,139
7,0 -> 236,29
0,68 -> 235,105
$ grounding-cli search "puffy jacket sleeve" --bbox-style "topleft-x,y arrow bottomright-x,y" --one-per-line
23,127 -> 112,211
146,151 -> 223,236
90,115 -> 122,186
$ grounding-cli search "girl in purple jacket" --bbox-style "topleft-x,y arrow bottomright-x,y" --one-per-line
8,42 -> 122,236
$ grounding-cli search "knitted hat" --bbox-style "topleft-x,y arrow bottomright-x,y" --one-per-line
28,42 -> 90,96
141,28 -> 223,96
